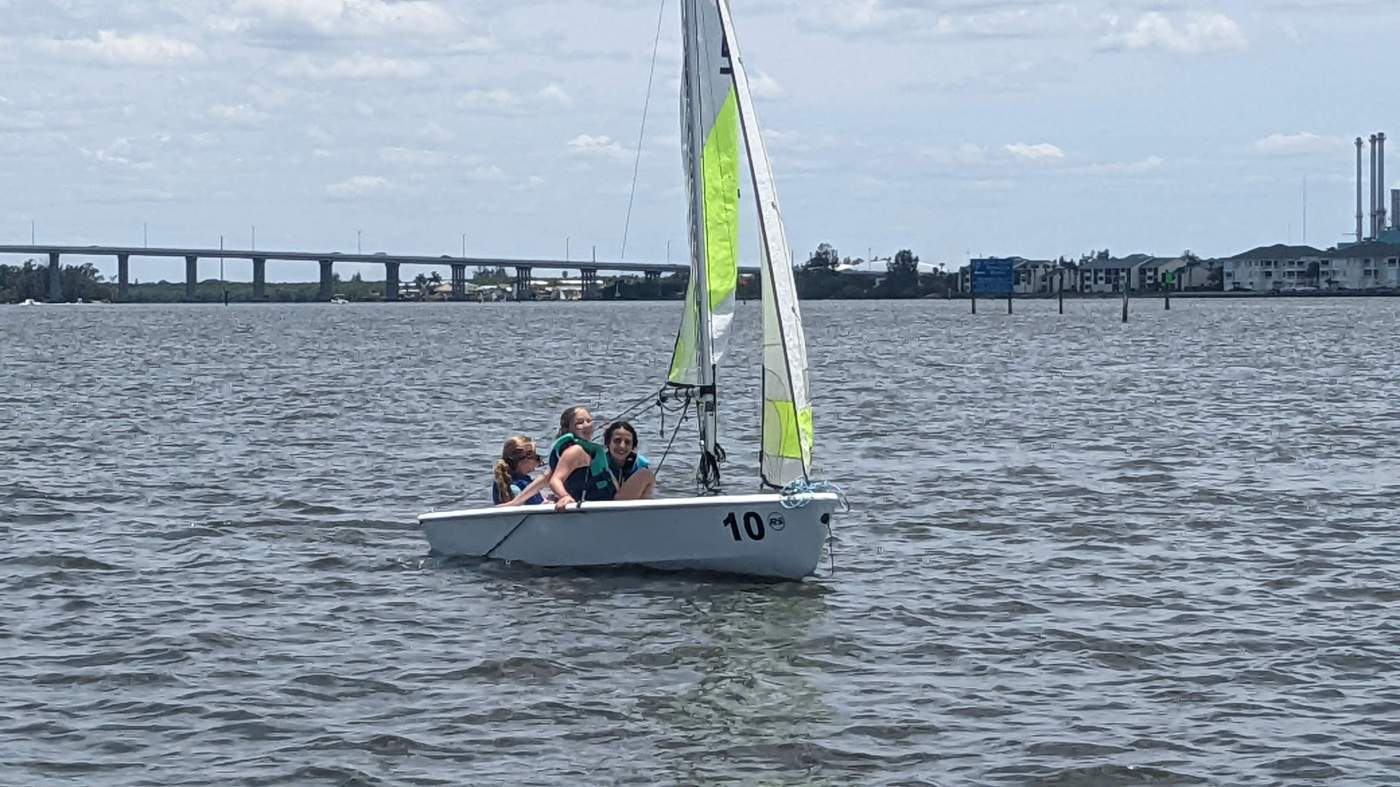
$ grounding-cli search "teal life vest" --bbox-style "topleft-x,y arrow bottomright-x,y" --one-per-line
584,453 -> 650,502
549,434 -> 608,500
549,434 -> 649,502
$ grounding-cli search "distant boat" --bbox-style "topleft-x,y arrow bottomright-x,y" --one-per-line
329,296 -> 349,304
20,298 -> 39,306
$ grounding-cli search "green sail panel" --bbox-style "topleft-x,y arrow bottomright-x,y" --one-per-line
667,0 -> 739,388
703,91 -> 739,331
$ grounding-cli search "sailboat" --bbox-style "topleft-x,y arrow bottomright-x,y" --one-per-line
417,0 -> 839,579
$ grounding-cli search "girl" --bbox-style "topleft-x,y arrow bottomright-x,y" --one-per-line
491,436 -> 547,506
550,411 -> 655,510
548,406 -> 604,511
589,420 -> 655,502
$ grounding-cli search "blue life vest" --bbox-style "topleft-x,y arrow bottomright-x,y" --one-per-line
492,472 -> 544,505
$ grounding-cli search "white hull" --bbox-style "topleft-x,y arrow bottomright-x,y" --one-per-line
418,493 -> 837,580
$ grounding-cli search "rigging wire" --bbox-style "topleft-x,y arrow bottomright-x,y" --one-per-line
651,391 -> 692,479
619,0 -> 668,260
598,384 -> 667,427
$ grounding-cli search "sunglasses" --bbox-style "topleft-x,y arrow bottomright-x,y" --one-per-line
514,451 -> 542,462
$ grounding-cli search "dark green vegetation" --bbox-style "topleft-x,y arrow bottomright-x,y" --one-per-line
793,244 -> 952,299
0,261 -> 112,303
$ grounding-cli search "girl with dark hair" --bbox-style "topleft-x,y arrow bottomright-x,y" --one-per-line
592,420 -> 655,502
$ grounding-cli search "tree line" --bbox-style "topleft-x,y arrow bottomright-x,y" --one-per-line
793,243 -> 951,299
0,261 -> 112,303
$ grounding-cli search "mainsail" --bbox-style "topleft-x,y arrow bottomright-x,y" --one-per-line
714,0 -> 814,487
668,0 -> 738,387
667,0 -> 740,487
665,0 -> 813,490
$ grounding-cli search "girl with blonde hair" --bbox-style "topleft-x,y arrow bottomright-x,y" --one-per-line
492,436 -> 548,506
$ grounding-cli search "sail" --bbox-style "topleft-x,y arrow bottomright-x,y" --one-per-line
715,0 -> 814,487
667,0 -> 740,388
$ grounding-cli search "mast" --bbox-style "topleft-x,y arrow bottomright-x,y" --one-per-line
666,0 -> 738,491
686,0 -> 719,484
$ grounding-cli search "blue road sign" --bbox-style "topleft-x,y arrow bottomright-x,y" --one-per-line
972,259 -> 1014,296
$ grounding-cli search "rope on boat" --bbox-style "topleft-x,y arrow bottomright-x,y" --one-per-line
651,395 -> 690,481
779,479 -> 849,578
778,479 -> 850,512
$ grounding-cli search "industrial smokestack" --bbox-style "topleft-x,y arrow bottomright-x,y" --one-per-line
1393,188 -> 1400,232
1380,133 -> 1388,233
1357,137 -> 1365,241
1371,134 -> 1379,239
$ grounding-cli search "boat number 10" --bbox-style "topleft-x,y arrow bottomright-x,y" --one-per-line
722,511 -> 785,542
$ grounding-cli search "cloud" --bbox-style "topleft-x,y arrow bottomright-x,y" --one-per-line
567,134 -> 627,159
380,146 -> 446,165
79,188 -> 180,205
230,0 -> 464,39
919,142 -> 988,165
37,31 -> 201,65
305,125 -> 335,145
1100,12 -> 1247,54
749,71 -> 784,99
1250,132 -> 1347,155
461,85 -> 581,114
463,164 -> 507,182
1073,156 -> 1165,176
281,55 -> 430,79
209,103 -> 266,125
1005,142 -> 1066,161
77,134 -> 173,170
770,0 -> 1081,41
461,88 -> 522,112
326,175 -> 390,197
791,0 -> 913,36
82,146 -> 141,168
415,122 -> 455,143
538,84 -> 573,106
247,84 -> 295,109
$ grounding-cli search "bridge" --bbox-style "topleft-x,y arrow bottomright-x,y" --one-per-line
0,244 -> 751,302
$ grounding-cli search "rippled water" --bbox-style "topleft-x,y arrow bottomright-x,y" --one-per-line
3,298 -> 1400,785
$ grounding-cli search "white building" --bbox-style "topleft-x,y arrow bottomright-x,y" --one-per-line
1076,254 -> 1151,293
1223,243 -> 1400,291
1223,245 -> 1327,291
1135,256 -> 1190,290
1332,241 -> 1400,289
1012,259 -> 1061,294
1178,258 -> 1220,290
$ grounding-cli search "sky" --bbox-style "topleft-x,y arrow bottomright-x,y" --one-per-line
2,0 -> 1399,282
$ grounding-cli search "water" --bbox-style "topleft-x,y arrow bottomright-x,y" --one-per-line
3,298 -> 1399,785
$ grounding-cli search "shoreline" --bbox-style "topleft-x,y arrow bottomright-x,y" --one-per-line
949,289 -> 1400,301
10,286 -> 1400,305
